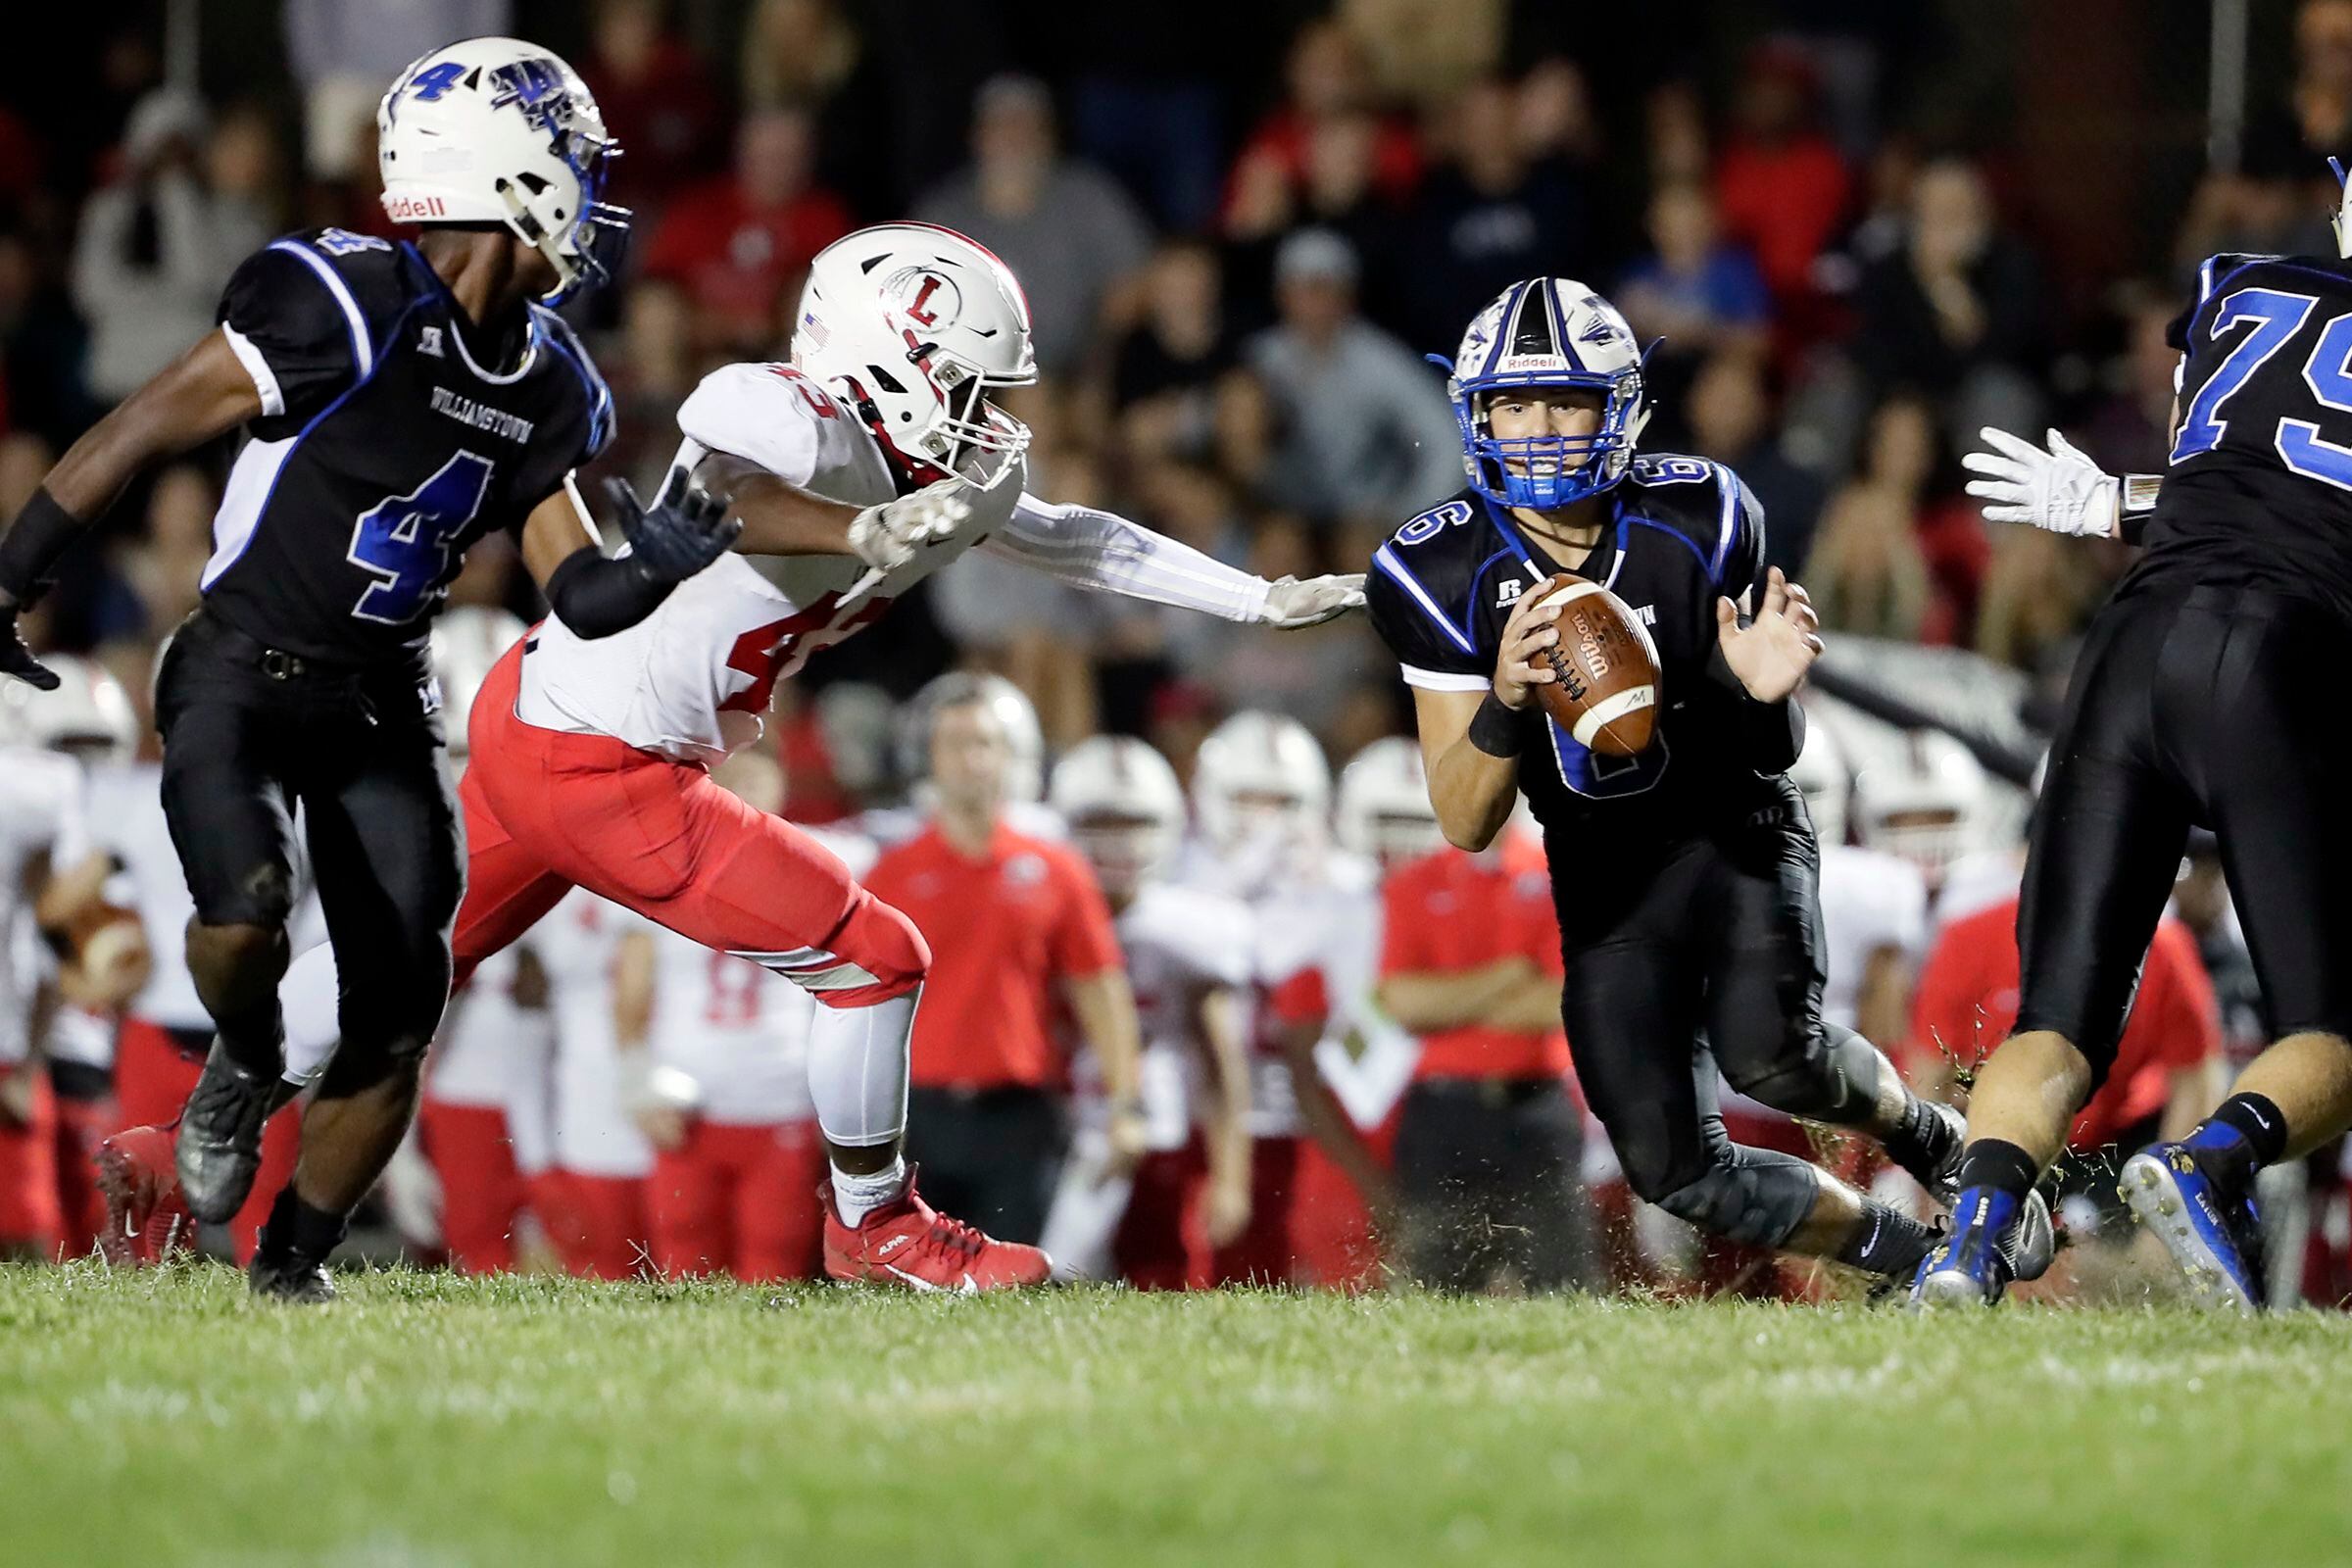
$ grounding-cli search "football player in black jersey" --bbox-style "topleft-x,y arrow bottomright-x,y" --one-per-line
0,38 -> 736,1299
1918,174 -> 2352,1309
1364,277 -> 2023,1290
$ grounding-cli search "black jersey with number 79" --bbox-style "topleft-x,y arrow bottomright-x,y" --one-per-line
2143,252 -> 2352,616
199,227 -> 613,666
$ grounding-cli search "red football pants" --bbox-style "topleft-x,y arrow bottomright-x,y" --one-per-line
548,1169 -> 650,1280
453,644 -> 926,1004
645,1118 -> 825,1282
0,1072 -> 61,1255
1289,1111 -> 1400,1293
416,1097 -> 528,1274
50,1091 -> 116,1257
116,1018 -> 299,1266
1206,1135 -> 1302,1287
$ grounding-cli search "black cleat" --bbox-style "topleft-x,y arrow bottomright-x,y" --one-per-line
248,1250 -> 337,1304
175,1044 -> 278,1224
1891,1100 -> 1968,1205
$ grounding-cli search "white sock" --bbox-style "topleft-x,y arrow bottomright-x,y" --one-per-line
831,1155 -> 908,1226
807,987 -> 914,1148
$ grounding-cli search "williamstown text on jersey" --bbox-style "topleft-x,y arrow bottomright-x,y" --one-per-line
204,227 -> 612,665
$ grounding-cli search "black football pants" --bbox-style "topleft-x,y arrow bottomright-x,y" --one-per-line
155,608 -> 463,1074
2020,582 -> 2352,1075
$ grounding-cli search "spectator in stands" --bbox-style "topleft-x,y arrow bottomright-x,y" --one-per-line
70,90 -> 269,404
1974,526 -> 2103,673
2081,290 -> 2189,478
1224,107 -> 1405,333
0,232 -> 97,452
1243,229 -> 1459,538
638,108 -> 854,359
1225,19 -> 1421,227
1803,405 -> 1936,644
1063,8 -> 1230,232
1109,240 -> 1239,461
90,464 -> 215,644
1397,75 -> 1592,358
916,75 -> 1154,379
1343,0 -> 1505,114
283,0 -> 511,183
1617,181 -> 1772,419
866,676 -> 1142,1245
739,0 -> 893,218
1711,44 -> 1849,314
1377,820 -> 1590,1294
1684,353 -> 1825,577
2241,0 -> 2352,187
1851,158 -> 2046,445
579,0 -> 725,224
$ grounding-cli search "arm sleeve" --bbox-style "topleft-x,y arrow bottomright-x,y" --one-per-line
216,242 -> 367,421
1050,851 -> 1125,979
984,492 -> 1272,622
674,362 -> 832,488
1365,541 -> 1492,694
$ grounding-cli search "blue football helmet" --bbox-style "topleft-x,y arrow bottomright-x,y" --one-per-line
1433,278 -> 1648,510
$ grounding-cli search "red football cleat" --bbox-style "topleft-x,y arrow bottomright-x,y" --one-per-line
95,1125 -> 192,1267
822,1173 -> 1052,1293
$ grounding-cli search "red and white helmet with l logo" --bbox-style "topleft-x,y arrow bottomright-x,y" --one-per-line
792,222 -> 1038,484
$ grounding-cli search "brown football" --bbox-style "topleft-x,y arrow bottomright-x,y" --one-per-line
1525,572 -> 1662,757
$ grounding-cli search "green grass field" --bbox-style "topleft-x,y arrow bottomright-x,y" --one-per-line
5,1262 -> 2352,1567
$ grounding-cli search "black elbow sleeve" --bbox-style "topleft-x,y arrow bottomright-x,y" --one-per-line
543,546 -> 673,639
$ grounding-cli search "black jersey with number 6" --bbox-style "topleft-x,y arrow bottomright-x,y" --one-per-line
2143,251 -> 2352,617
201,227 -> 612,666
1364,456 -> 1797,843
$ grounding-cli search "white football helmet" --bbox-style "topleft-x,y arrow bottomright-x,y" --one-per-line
792,222 -> 1037,484
1335,737 -> 1444,869
1050,736 -> 1187,902
15,655 -> 138,763
1193,710 -> 1332,858
1440,277 -> 1648,509
1787,718 -> 1851,847
896,671 -> 1044,805
429,606 -> 525,760
1852,730 -> 1989,875
377,37 -> 626,302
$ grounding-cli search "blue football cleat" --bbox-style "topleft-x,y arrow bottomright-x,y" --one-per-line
2119,1144 -> 2265,1313
1908,1186 -> 2055,1309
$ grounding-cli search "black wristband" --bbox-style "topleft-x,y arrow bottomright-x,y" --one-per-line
0,488 -> 83,609
1466,692 -> 1525,758
544,546 -> 672,639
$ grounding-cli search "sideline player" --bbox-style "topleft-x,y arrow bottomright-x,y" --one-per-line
1040,736 -> 1255,1287
1917,178 -> 2352,1306
1364,277 -> 2017,1290
0,39 -> 736,1299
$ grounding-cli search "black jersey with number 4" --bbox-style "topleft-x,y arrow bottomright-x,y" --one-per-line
1365,456 -> 1798,844
201,227 -> 613,666
2142,251 -> 2352,618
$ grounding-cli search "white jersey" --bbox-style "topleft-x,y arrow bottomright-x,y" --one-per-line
1075,882 -> 1253,1150
1189,846 -> 1379,1140
427,947 -> 551,1110
1306,884 -> 1419,1132
538,890 -> 653,1179
516,362 -> 1266,764
1816,845 -> 1930,1033
0,748 -> 86,1064
645,923 -> 812,1126
81,761 -> 329,1038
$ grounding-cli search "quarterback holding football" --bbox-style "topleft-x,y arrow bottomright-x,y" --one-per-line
1364,278 -> 2048,1285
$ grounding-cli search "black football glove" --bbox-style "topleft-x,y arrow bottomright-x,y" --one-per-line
0,605 -> 58,691
604,466 -> 740,585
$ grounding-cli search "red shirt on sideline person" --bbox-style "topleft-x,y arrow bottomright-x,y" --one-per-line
865,820 -> 1124,1091
1909,896 -> 2221,1152
1378,831 -> 1571,1084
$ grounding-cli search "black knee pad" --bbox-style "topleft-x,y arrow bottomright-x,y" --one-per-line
1722,1025 -> 1886,1123
1652,1150 -> 1821,1248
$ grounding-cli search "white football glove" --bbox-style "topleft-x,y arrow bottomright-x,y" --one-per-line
1962,427 -> 2119,539
1259,573 -> 1366,628
846,478 -> 973,574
